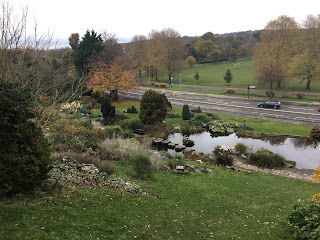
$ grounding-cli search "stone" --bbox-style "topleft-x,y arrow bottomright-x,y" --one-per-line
175,165 -> 188,174
201,168 -> 213,174
175,144 -> 186,152
168,142 -> 178,149
78,164 -> 100,174
183,147 -> 195,154
153,138 -> 164,144
62,156 -> 77,164
240,154 -> 247,159
182,136 -> 195,147
196,160 -> 203,164
161,139 -> 171,145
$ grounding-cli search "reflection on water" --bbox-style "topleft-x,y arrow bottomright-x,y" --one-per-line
168,132 -> 320,169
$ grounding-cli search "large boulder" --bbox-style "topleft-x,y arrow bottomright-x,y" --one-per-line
182,136 -> 195,147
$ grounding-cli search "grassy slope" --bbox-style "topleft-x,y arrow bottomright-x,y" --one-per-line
0,161 -> 318,239
150,59 -> 320,92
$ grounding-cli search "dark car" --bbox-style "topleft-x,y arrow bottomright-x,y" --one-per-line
258,100 -> 281,109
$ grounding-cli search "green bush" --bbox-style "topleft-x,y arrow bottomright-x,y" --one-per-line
0,81 -> 52,197
287,200 -> 320,240
265,90 -> 275,98
193,113 -> 212,124
120,119 -> 144,131
105,125 -> 123,138
101,95 -> 115,123
139,89 -> 168,124
248,148 -> 286,168
126,105 -> 138,113
99,160 -> 115,175
296,93 -> 305,99
182,104 -> 191,120
133,153 -> 153,179
234,143 -> 249,155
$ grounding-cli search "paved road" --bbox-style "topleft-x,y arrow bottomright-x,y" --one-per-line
121,88 -> 320,126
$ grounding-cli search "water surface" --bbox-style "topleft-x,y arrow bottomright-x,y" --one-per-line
168,132 -> 320,169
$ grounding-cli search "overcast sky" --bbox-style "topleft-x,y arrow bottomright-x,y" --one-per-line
10,0 -> 320,46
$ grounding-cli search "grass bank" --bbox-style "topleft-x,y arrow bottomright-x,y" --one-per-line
145,59 -> 320,92
0,161 -> 318,239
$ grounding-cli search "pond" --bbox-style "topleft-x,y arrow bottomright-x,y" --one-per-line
168,132 -> 320,169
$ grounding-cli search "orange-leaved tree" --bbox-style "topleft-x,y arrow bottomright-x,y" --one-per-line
87,63 -> 138,97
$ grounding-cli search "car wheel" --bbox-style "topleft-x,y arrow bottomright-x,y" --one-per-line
274,105 -> 277,109
259,105 -> 262,108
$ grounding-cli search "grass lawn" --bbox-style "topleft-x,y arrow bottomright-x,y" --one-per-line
0,161 -> 318,239
144,59 -> 320,92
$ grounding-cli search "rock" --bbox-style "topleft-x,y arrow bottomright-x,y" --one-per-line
175,144 -> 186,152
168,142 -> 178,149
183,147 -> 195,154
133,128 -> 145,135
196,160 -> 203,164
240,154 -> 247,160
161,139 -> 171,145
183,136 -> 195,147
78,164 -> 100,174
201,168 -> 213,174
153,138 -> 164,144
62,156 -> 77,164
175,165 -> 188,174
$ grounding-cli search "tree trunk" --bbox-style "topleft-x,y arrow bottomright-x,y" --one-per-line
306,75 -> 311,90
155,69 -> 158,80
277,80 -> 281,89
139,70 -> 141,77
168,73 -> 171,85
270,81 -> 273,100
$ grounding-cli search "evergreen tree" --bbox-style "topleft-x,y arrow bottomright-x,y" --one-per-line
182,104 -> 191,120
101,95 -> 115,123
74,30 -> 103,75
139,90 -> 167,124
194,72 -> 200,80
224,69 -> 233,83
0,81 -> 51,197
162,93 -> 172,111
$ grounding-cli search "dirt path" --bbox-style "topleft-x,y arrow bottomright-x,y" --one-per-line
233,156 -> 315,182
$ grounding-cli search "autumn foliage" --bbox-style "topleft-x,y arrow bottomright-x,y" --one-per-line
87,63 -> 138,95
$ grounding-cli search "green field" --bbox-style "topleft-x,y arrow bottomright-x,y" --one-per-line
147,59 -> 320,92
0,161 -> 318,239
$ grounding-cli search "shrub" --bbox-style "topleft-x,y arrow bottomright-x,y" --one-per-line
265,90 -> 275,98
224,69 -> 233,84
81,96 -> 97,107
92,88 -> 105,102
0,81 -> 52,197
121,119 -> 144,131
296,93 -> 305,99
182,104 -> 191,120
194,72 -> 199,80
126,105 -> 138,113
166,113 -> 180,118
248,148 -> 286,168
139,89 -> 168,124
213,146 -> 234,166
101,95 -> 115,123
225,88 -> 236,94
181,124 -> 203,136
193,113 -> 211,124
144,122 -> 169,139
105,125 -> 123,138
158,83 -> 166,88
287,200 -> 320,240
99,160 -> 115,175
305,125 -> 320,146
234,143 -> 249,155
133,153 -> 153,179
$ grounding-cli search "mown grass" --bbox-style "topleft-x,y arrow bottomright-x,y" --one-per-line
0,161 -> 318,239
144,59 -> 320,92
